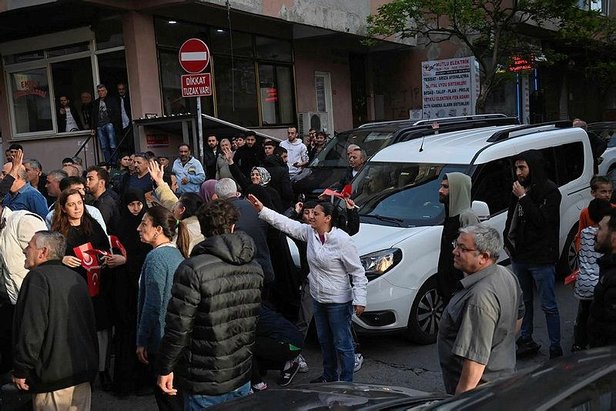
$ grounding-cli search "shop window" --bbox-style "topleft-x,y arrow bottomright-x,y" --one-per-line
11,68 -> 53,134
256,36 -> 292,62
259,64 -> 294,125
209,28 -> 253,57
214,56 -> 258,126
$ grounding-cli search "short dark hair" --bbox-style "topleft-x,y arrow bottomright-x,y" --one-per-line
263,140 -> 278,148
86,166 -> 109,186
8,143 -> 23,151
590,175 -> 612,191
59,176 -> 85,191
62,157 -> 74,164
97,84 -> 106,90
274,146 -> 288,156
245,131 -> 256,138
197,199 -> 239,237
589,198 -> 612,223
178,193 -> 204,219
178,143 -> 191,151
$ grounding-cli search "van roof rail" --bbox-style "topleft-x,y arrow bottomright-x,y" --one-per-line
487,120 -> 572,142
411,113 -> 507,126
358,113 -> 508,129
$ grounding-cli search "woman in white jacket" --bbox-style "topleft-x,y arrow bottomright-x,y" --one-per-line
248,194 -> 367,382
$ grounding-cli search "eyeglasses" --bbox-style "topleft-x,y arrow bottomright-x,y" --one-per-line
451,240 -> 478,253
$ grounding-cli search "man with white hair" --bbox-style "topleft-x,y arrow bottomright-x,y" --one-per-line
0,204 -> 47,375
13,231 -> 98,409
215,178 -> 274,286
437,224 -> 524,395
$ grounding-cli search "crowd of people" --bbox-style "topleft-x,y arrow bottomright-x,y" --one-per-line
0,125 -> 368,410
1,121 -> 616,410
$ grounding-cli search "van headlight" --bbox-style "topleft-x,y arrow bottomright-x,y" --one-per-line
360,248 -> 402,281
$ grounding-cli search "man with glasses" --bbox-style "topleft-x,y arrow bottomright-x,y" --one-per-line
438,224 -> 524,395
436,172 -> 479,306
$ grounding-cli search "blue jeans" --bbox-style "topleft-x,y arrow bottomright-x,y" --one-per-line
96,122 -> 117,164
512,262 -> 561,350
312,300 -> 355,382
183,382 -> 250,410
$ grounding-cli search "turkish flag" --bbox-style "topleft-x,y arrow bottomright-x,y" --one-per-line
73,242 -> 101,297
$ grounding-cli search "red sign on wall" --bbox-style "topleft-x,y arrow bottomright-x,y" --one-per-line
181,73 -> 212,97
178,38 -> 210,74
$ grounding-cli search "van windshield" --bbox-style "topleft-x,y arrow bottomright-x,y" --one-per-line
310,127 -> 397,168
352,162 -> 467,227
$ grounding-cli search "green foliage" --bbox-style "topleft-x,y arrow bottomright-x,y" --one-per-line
366,0 -> 615,110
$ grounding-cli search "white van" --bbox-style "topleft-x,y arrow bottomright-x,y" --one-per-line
350,122 -> 592,344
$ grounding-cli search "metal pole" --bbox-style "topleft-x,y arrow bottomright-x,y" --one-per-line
197,96 -> 204,162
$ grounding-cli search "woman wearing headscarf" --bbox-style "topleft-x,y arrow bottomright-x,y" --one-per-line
224,146 -> 283,212
199,179 -> 217,203
112,188 -> 152,396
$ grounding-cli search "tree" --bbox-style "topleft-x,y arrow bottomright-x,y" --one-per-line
366,0 -> 615,113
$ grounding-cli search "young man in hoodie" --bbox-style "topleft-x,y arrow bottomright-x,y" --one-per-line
280,127 -> 309,179
504,149 -> 563,359
436,172 -> 480,306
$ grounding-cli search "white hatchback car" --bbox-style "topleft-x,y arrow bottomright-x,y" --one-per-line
350,122 -> 593,344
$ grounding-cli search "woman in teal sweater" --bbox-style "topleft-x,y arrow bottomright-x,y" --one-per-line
136,205 -> 189,410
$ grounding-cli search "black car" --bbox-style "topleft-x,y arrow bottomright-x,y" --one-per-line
292,114 -> 519,199
210,346 -> 616,410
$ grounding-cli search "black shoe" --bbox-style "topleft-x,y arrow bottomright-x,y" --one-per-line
549,346 -> 563,360
516,338 -> 541,358
571,344 -> 586,353
310,376 -> 329,384
278,361 -> 300,387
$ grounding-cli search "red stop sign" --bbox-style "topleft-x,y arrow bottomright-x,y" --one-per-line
179,38 -> 210,74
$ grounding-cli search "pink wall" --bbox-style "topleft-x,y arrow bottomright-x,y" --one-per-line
123,12 -> 162,119
294,38 -> 353,132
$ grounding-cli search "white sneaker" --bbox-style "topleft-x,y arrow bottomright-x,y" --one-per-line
354,353 -> 364,373
297,354 -> 309,373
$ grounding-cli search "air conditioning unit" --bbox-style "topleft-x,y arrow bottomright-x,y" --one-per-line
298,112 -> 329,135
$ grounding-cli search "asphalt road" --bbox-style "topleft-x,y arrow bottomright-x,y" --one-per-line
80,277 -> 578,410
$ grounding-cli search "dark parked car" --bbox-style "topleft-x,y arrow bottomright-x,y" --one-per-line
210,346 -> 616,410
292,114 -> 519,199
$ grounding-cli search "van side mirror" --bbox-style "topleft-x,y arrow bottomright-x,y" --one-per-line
472,200 -> 490,222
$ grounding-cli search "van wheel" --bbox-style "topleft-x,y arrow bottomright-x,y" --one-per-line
557,225 -> 578,278
404,277 -> 443,345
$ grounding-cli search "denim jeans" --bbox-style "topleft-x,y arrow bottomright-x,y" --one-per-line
183,382 -> 250,410
96,122 -> 117,164
312,300 -> 355,382
512,262 -> 561,350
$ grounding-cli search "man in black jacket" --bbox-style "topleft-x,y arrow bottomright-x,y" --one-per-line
203,134 -> 219,180
588,209 -> 616,347
504,150 -> 563,359
157,199 -> 263,409
13,231 -> 98,409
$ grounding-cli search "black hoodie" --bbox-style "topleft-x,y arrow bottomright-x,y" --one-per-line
504,150 -> 562,264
